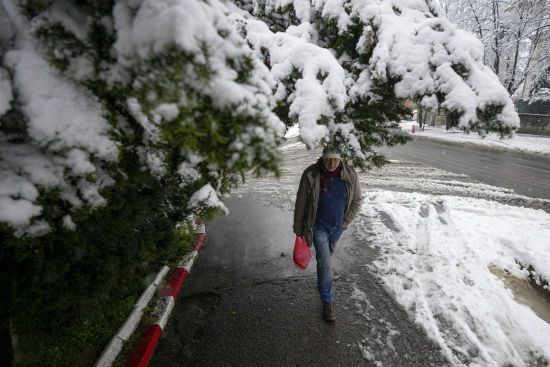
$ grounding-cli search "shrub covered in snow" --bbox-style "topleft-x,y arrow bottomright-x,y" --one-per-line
0,0 -> 522,237
241,0 -> 520,165
0,0 -> 284,235
1,0 -> 283,363
0,0 -> 521,363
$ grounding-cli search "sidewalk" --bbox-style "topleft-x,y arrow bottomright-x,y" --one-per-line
399,120 -> 550,156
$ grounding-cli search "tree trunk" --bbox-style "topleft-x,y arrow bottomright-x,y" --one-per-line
430,111 -> 436,127
417,105 -> 424,128
507,12 -> 524,94
492,0 -> 500,75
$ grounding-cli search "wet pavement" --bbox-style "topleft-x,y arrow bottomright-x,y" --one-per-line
151,197 -> 450,367
379,136 -> 550,200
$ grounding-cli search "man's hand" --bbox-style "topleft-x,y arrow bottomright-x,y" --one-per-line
342,221 -> 348,230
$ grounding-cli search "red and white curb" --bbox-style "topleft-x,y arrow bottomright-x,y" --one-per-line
95,232 -> 206,367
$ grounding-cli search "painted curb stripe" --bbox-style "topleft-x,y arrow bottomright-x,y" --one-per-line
125,295 -> 174,367
158,296 -> 176,330
125,324 -> 162,367
122,234 -> 206,367
94,265 -> 170,367
160,268 -> 188,298
194,234 -> 206,251
184,252 -> 197,272
96,337 -> 125,367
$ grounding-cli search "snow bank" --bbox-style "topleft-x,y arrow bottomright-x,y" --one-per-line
359,191 -> 550,365
399,121 -> 550,156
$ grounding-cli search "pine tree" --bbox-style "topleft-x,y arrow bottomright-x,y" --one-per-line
0,0 -> 522,364
1,0 -> 284,364
238,0 -> 520,165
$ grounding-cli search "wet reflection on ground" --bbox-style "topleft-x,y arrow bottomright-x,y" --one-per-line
489,266 -> 550,324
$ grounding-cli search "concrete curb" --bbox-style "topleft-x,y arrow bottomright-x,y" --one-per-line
94,231 -> 206,367
126,233 -> 206,367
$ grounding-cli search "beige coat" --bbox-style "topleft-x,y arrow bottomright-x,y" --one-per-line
293,158 -> 362,247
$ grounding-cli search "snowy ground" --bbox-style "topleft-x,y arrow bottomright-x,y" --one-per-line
357,191 -> 550,366
399,120 -> 550,156
233,133 -> 550,366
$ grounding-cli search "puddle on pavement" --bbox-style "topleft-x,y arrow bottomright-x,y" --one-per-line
489,266 -> 550,324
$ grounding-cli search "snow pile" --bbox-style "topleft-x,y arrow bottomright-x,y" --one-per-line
362,169 -> 550,212
359,191 -> 550,366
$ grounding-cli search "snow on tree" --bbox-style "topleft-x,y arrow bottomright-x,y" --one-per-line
530,87 -> 550,103
232,0 -> 520,166
0,0 -> 525,362
0,0 -> 284,235
441,0 -> 550,101
528,66 -> 550,103
1,0 -> 285,362
0,0 -> 522,235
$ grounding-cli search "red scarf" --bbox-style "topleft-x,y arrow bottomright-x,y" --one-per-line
320,164 -> 341,192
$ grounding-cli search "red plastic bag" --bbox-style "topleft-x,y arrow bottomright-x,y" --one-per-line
293,236 -> 312,270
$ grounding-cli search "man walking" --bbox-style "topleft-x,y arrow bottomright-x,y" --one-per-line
293,148 -> 362,322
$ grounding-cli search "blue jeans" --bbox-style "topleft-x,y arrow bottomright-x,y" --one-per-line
313,227 -> 343,304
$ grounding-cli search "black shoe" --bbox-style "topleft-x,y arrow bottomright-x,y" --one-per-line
322,302 -> 335,322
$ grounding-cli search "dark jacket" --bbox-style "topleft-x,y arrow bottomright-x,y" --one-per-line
293,158 -> 362,247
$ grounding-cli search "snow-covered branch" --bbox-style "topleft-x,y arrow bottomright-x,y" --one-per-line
230,12 -> 347,149
0,0 -> 285,235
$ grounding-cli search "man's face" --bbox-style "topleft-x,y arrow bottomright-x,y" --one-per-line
323,158 -> 341,172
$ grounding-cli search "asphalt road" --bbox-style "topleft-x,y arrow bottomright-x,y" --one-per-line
378,136 -> 550,200
151,197 -> 450,367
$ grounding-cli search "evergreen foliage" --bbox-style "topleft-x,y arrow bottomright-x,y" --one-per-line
242,0 -> 519,167
2,153 -> 197,366
1,0 -> 281,364
0,0 -> 523,364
